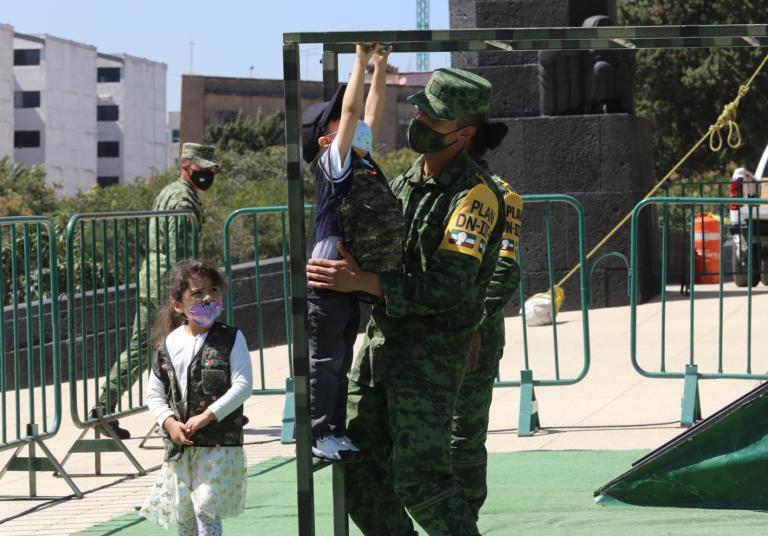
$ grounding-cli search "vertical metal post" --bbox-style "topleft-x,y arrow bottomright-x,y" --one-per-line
332,465 -> 349,536
688,209 -> 696,366
681,363 -> 701,427
322,45 -> 348,534
283,41 -> 315,536
544,203 -> 560,379
660,204 -> 669,372
517,369 -> 540,437
322,49 -> 339,100
27,424 -> 37,496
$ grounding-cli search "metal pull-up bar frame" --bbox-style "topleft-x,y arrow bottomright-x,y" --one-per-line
282,24 -> 768,535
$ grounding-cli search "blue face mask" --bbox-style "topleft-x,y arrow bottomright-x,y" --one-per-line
352,120 -> 373,155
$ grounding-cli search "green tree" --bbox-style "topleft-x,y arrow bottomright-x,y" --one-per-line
618,1 -> 768,177
375,146 -> 418,181
204,110 -> 284,154
0,157 -> 58,216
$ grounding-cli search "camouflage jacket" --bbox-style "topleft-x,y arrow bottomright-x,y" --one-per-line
138,179 -> 204,301
338,154 -> 405,274
481,165 -> 523,324
151,322 -> 245,462
349,150 -> 505,388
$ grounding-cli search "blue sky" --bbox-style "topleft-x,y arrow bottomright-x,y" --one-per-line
3,0 -> 450,112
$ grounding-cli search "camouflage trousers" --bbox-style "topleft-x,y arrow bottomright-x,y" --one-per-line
345,373 -> 479,536
97,299 -> 157,412
451,311 -> 504,519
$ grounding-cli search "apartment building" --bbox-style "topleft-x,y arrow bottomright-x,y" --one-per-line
0,23 -> 168,194
13,32 -> 98,194
0,24 -> 12,159
180,73 -> 425,152
167,110 -> 180,168
96,53 -> 167,187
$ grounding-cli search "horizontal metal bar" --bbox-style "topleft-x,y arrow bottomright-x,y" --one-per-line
640,196 -> 768,209
7,457 -> 56,472
0,216 -> 53,225
324,36 -> 768,53
69,439 -> 123,453
494,379 -> 583,388
250,389 -> 287,396
68,209 -> 195,223
286,24 -> 768,46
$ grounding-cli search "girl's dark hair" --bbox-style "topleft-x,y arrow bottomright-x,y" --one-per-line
152,259 -> 228,347
468,121 -> 509,159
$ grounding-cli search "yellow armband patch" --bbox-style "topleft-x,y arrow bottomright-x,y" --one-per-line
439,182 -> 500,261
499,189 -> 523,261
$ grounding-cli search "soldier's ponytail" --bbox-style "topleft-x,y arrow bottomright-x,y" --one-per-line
151,259 -> 228,347
469,121 -> 509,159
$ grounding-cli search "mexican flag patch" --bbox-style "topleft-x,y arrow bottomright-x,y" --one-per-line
448,229 -> 476,249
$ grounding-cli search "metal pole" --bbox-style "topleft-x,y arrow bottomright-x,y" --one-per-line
283,42 -> 315,536
322,49 -> 338,100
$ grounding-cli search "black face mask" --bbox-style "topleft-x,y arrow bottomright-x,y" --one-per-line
406,119 -> 463,154
190,169 -> 215,191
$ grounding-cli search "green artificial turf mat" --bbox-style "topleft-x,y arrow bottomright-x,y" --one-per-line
77,450 -> 766,535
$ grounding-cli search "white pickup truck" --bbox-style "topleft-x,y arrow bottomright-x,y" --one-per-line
728,143 -> 768,287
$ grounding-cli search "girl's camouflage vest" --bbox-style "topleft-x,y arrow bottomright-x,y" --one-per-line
152,322 -> 245,462
338,154 -> 405,274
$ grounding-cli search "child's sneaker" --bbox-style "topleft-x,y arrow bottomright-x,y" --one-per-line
312,435 -> 343,461
336,435 -> 361,453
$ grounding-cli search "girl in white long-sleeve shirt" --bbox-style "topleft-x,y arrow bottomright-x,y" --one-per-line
140,260 -> 253,536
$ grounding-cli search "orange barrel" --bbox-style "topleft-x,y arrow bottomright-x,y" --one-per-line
693,212 -> 720,284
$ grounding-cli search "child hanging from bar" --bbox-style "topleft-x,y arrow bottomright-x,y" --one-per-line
140,259 -> 253,535
301,43 -> 405,461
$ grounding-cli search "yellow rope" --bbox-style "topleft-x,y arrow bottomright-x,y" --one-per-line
555,52 -> 768,291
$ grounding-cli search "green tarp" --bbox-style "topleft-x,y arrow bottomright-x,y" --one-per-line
595,382 -> 768,509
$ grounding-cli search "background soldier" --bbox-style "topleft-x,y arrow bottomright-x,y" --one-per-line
452,121 -> 523,519
91,143 -> 215,439
306,68 -> 504,536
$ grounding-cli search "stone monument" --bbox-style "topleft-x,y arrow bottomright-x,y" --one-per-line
450,0 -> 659,310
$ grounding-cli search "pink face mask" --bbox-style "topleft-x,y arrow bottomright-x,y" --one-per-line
186,301 -> 223,328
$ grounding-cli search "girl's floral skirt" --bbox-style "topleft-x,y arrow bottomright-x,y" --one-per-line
140,446 -> 247,528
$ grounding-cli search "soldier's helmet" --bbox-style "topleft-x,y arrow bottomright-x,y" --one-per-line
181,143 -> 218,169
407,68 -> 492,122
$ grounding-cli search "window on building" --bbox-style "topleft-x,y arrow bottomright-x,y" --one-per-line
14,130 -> 40,148
97,67 -> 121,83
13,91 -> 41,108
172,129 -> 180,143
97,105 -> 119,121
215,110 -> 238,124
97,141 -> 120,157
14,49 -> 41,66
97,176 -> 120,187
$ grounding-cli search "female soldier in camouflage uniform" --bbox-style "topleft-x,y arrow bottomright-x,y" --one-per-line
452,121 -> 523,519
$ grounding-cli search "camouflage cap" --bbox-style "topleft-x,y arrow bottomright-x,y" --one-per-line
407,68 -> 492,121
181,143 -> 218,168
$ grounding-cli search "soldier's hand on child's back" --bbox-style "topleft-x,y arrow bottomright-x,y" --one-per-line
164,417 -> 193,446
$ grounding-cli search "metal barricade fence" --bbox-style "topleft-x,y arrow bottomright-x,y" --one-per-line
656,180 -> 768,288
0,216 -> 81,498
60,210 -> 198,476
223,197 -> 591,440
630,197 -> 768,427
223,205 -> 312,444
494,194 -> 591,436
